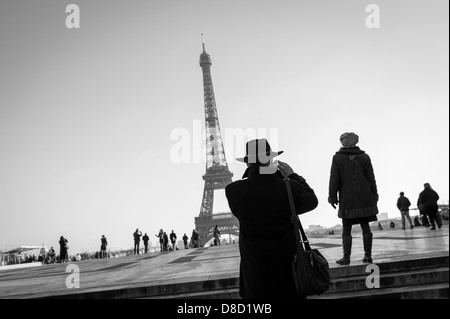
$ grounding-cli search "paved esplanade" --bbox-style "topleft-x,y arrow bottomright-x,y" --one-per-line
0,226 -> 448,299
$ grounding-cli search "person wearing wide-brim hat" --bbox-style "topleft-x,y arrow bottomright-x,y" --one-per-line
328,132 -> 379,265
235,138 -> 284,164
225,138 -> 318,299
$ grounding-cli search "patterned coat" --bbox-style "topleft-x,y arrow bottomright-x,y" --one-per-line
328,147 -> 378,223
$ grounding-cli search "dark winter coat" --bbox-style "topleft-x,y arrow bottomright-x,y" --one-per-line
417,188 -> 439,215
328,147 -> 378,222
133,231 -> 142,243
101,237 -> 108,250
397,196 -> 411,212
59,238 -> 68,259
225,167 -> 318,299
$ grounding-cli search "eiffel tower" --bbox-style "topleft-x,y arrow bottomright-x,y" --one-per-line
194,36 -> 239,246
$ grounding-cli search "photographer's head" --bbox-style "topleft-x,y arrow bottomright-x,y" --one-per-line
236,139 -> 282,174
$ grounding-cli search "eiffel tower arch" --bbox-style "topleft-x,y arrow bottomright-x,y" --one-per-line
195,36 -> 239,246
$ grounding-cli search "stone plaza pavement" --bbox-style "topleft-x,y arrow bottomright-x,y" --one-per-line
0,225 -> 448,299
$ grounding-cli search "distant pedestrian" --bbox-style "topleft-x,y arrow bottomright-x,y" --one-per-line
182,233 -> 189,249
48,247 -> 56,264
155,229 -> 164,252
397,192 -> 414,229
100,235 -> 108,258
133,229 -> 142,254
417,183 -> 442,230
163,232 -> 169,251
378,222 -> 383,230
191,229 -> 199,248
390,221 -> 396,229
213,225 -> 221,246
328,132 -> 378,265
58,236 -> 69,263
143,233 -> 150,253
169,230 -> 177,251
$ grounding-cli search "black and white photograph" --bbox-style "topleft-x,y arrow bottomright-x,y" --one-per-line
0,0 -> 448,304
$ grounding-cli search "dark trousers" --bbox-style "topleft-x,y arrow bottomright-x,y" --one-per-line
144,244 -> 148,254
428,212 -> 442,228
134,242 -> 140,254
426,205 -> 442,228
342,222 -> 371,235
59,249 -> 67,263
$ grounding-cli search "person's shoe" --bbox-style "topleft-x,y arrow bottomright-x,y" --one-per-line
336,235 -> 352,266
402,227 -> 406,230
430,227 -> 436,230
362,255 -> 373,263
410,226 -> 414,229
336,257 -> 350,265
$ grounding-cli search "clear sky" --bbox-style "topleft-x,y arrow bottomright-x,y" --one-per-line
0,0 -> 448,254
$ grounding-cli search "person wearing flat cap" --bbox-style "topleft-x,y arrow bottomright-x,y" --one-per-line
225,139 -> 318,299
328,132 -> 379,265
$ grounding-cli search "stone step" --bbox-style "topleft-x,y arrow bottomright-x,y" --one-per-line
144,288 -> 240,299
150,270 -> 449,300
330,255 -> 449,279
325,267 -> 449,294
147,260 -> 449,299
312,282 -> 449,299
42,254 -> 449,299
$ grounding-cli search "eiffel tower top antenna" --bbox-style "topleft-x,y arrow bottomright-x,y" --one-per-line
201,33 -> 206,52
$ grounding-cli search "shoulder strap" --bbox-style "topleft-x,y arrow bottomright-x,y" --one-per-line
284,177 -> 312,251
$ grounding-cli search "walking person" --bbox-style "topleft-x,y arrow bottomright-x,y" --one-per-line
191,230 -> 199,248
417,183 -> 442,230
133,228 -> 142,254
143,233 -> 150,254
100,235 -> 108,258
213,225 -> 221,246
58,236 -> 69,263
155,229 -> 164,252
328,132 -> 379,265
182,233 -> 189,249
226,139 -> 318,299
397,192 -> 414,229
169,230 -> 177,251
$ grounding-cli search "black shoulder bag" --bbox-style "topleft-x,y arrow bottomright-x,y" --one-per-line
284,177 -> 331,297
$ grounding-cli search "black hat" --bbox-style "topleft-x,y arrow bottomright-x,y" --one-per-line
236,139 -> 283,163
